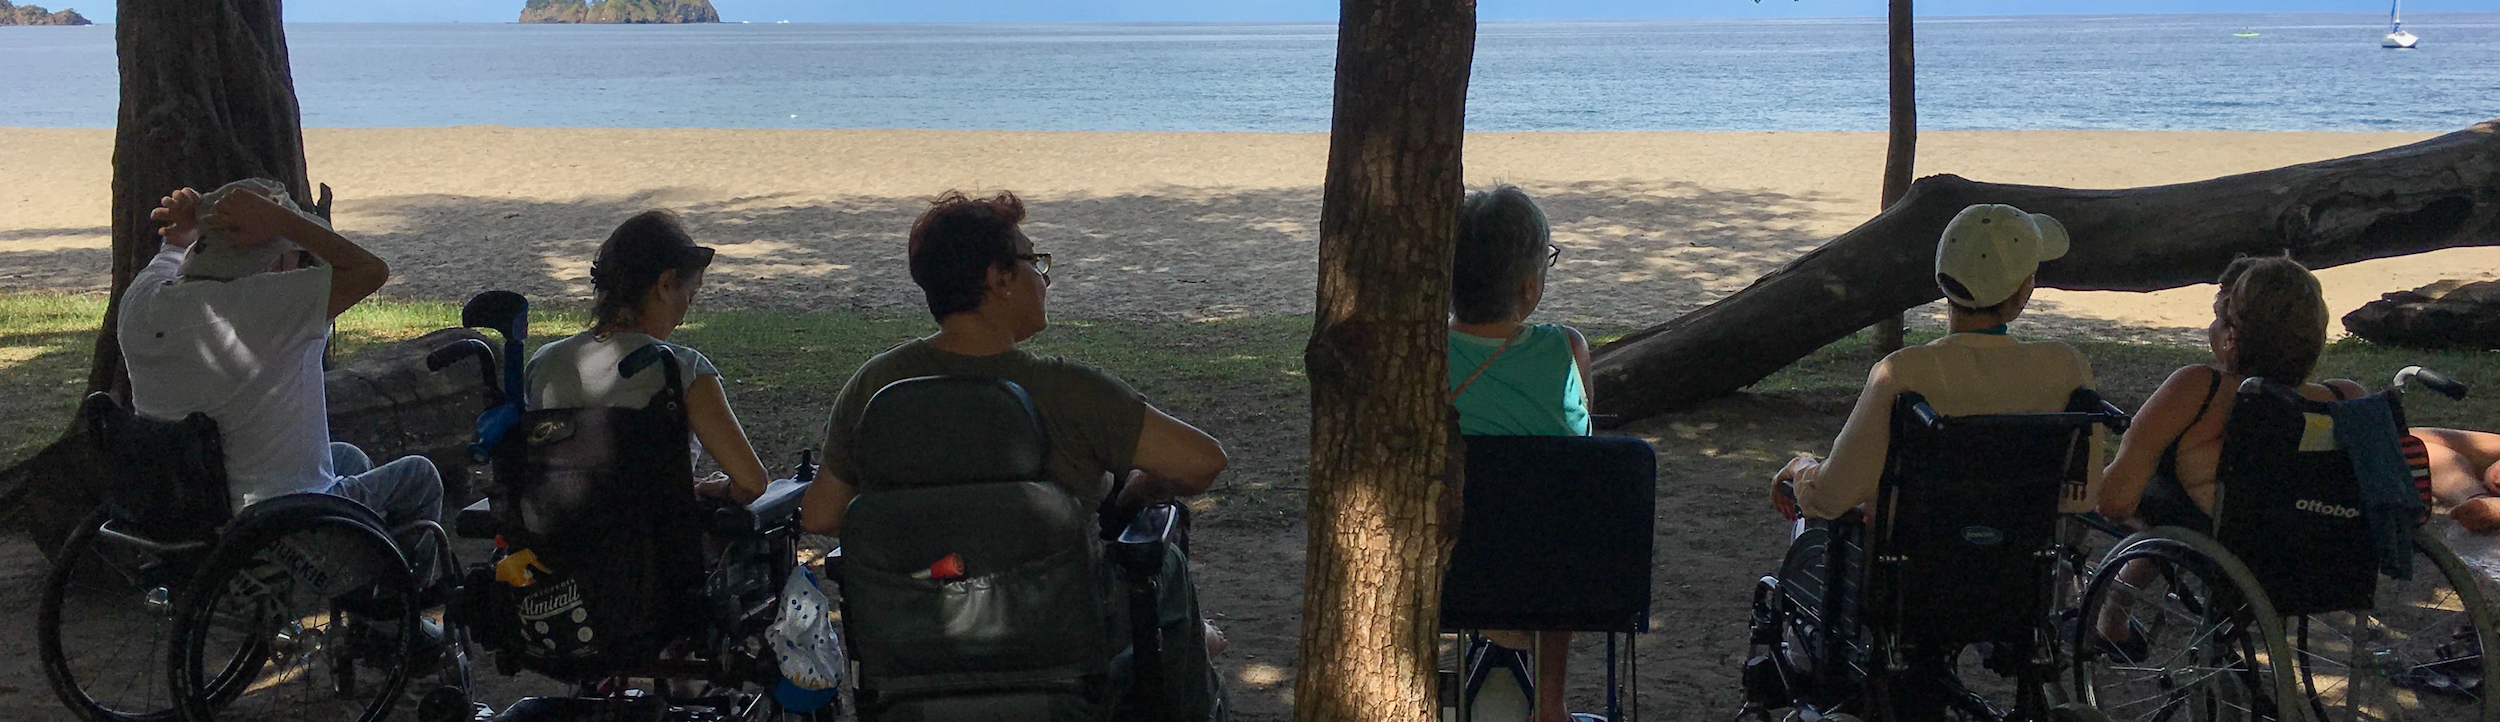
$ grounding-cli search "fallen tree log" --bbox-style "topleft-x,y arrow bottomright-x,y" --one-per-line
1592,119 -> 2500,423
0,328 -> 492,559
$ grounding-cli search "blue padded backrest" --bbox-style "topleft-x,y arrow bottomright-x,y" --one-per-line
1441,435 -> 1658,633
854,376 -> 1051,491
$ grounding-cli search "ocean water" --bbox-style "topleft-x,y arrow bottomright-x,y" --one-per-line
2,13 -> 2495,131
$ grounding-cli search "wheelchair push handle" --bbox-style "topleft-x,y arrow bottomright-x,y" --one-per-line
2090,398 -> 2133,433
1905,398 -> 1946,431
2398,365 -> 2470,401
425,337 -> 503,407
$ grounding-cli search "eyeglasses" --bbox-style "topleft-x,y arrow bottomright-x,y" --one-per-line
1546,244 -> 1562,267
1017,253 -> 1053,282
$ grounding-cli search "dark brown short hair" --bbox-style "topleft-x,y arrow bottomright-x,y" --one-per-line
590,210 -> 713,331
2217,255 -> 2329,386
908,191 -> 1028,321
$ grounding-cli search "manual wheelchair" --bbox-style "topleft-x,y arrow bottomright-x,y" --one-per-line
39,393 -> 468,722
1743,389 -> 2132,722
2068,366 -> 2497,722
830,374 -> 1227,722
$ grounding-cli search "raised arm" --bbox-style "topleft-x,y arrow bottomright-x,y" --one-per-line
205,188 -> 388,318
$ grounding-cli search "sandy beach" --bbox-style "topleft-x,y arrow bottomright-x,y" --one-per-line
4,127 -> 2487,337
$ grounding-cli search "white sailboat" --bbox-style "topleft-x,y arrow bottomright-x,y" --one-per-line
2383,0 -> 2418,48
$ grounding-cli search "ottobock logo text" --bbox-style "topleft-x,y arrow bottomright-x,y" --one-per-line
2295,499 -> 2361,518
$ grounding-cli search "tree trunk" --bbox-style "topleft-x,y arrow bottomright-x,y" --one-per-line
1293,0 -> 1474,719
95,0 -> 312,396
1592,119 -> 2500,423
2,330 -> 495,557
1868,0 -> 1916,353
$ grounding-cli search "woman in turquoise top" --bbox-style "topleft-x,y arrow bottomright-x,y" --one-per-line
1448,184 -> 1594,722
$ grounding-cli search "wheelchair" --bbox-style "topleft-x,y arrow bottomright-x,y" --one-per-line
832,374 -> 1226,722
2068,366 -> 2497,722
1743,389 -> 2132,722
40,392 -> 467,722
1436,434 -> 1658,722
420,289 -> 830,722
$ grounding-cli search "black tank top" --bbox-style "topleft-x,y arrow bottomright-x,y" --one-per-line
2141,369 -> 2348,531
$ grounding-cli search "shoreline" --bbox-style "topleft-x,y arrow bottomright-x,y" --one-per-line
2,126 -> 2483,339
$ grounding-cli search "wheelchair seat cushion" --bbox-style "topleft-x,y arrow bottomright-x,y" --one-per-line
83,392 -> 231,541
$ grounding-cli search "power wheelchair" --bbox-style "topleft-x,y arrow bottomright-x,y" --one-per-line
1743,389 -> 2132,722
39,393 -> 467,722
2068,367 -> 2497,722
831,374 -> 1226,722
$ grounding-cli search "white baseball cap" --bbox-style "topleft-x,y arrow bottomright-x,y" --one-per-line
1935,204 -> 2069,308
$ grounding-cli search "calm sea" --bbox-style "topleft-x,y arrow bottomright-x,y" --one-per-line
3,13 -> 2495,131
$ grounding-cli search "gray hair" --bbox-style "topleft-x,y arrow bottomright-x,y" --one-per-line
1452,184 -> 1551,324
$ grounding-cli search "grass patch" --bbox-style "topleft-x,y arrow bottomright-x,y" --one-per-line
0,292 -> 1312,472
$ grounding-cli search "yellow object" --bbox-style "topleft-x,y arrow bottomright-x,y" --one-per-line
496,549 -> 552,587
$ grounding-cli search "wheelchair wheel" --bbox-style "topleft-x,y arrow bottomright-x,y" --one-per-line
39,508 -> 260,722
2292,525 -> 2500,722
168,512 -> 422,722
2073,532 -> 2297,722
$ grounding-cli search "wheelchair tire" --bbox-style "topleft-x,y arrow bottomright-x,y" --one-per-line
167,511 -> 422,722
39,508 -> 262,722
2291,524 -> 2500,722
2073,530 -> 2297,722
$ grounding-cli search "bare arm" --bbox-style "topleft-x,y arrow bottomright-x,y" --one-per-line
799,472 -> 857,537
2099,365 -> 2216,521
1565,326 -> 1595,408
686,374 -> 770,504
206,189 -> 387,318
1117,404 -> 1229,507
1789,359 -> 1902,519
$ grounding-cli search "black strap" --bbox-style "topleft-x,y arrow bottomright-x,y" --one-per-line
2167,368 -> 2225,455
2328,383 -> 2351,401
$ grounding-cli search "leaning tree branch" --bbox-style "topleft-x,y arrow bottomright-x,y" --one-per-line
1592,119 -> 2500,423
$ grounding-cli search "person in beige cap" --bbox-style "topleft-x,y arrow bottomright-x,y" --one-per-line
119,179 -> 443,535
1770,203 -> 2104,521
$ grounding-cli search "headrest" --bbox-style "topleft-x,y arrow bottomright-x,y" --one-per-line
853,376 -> 1050,489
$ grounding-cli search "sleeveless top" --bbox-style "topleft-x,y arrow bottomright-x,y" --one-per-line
1448,324 -> 1590,437
2141,368 -> 2348,531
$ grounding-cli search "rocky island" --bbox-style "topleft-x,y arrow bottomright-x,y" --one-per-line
520,0 -> 718,23
0,1 -> 91,25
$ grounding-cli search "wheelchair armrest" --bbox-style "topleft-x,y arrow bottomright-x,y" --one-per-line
1108,502 -> 1177,577
747,477 -> 809,529
710,477 -> 811,538
455,498 -> 500,540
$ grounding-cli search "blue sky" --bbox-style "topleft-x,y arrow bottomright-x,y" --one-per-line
55,1 -> 2500,25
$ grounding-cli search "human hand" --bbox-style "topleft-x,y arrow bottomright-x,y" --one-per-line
2453,497 -> 2500,535
694,471 -> 736,499
151,188 -> 203,248
1770,456 -> 1816,520
1116,469 -> 1175,509
201,186 -> 305,247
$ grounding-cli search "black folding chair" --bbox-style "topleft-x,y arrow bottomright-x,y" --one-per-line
1441,434 -> 1659,722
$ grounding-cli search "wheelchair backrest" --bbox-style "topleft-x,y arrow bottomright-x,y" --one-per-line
841,376 -> 1114,687
2212,379 -> 2392,615
82,392 -> 232,541
1872,389 -> 2113,646
1440,434 -> 1657,633
475,345 -> 709,671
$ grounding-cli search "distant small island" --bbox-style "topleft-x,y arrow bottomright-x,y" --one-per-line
0,0 -> 90,25
520,0 -> 718,24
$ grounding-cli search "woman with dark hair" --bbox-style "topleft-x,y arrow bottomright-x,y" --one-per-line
2098,255 -> 2368,529
525,209 -> 771,502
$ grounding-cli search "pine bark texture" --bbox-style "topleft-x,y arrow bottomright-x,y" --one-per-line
1593,119 -> 2500,423
1868,0 -> 1916,353
1293,0 -> 1475,719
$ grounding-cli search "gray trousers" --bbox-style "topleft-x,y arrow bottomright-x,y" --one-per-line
324,442 -> 448,580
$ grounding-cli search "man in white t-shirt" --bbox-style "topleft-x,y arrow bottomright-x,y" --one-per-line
118,179 -> 443,535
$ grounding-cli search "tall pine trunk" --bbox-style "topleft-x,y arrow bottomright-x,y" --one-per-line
1293,0 -> 1476,719
1869,0 -> 1916,353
